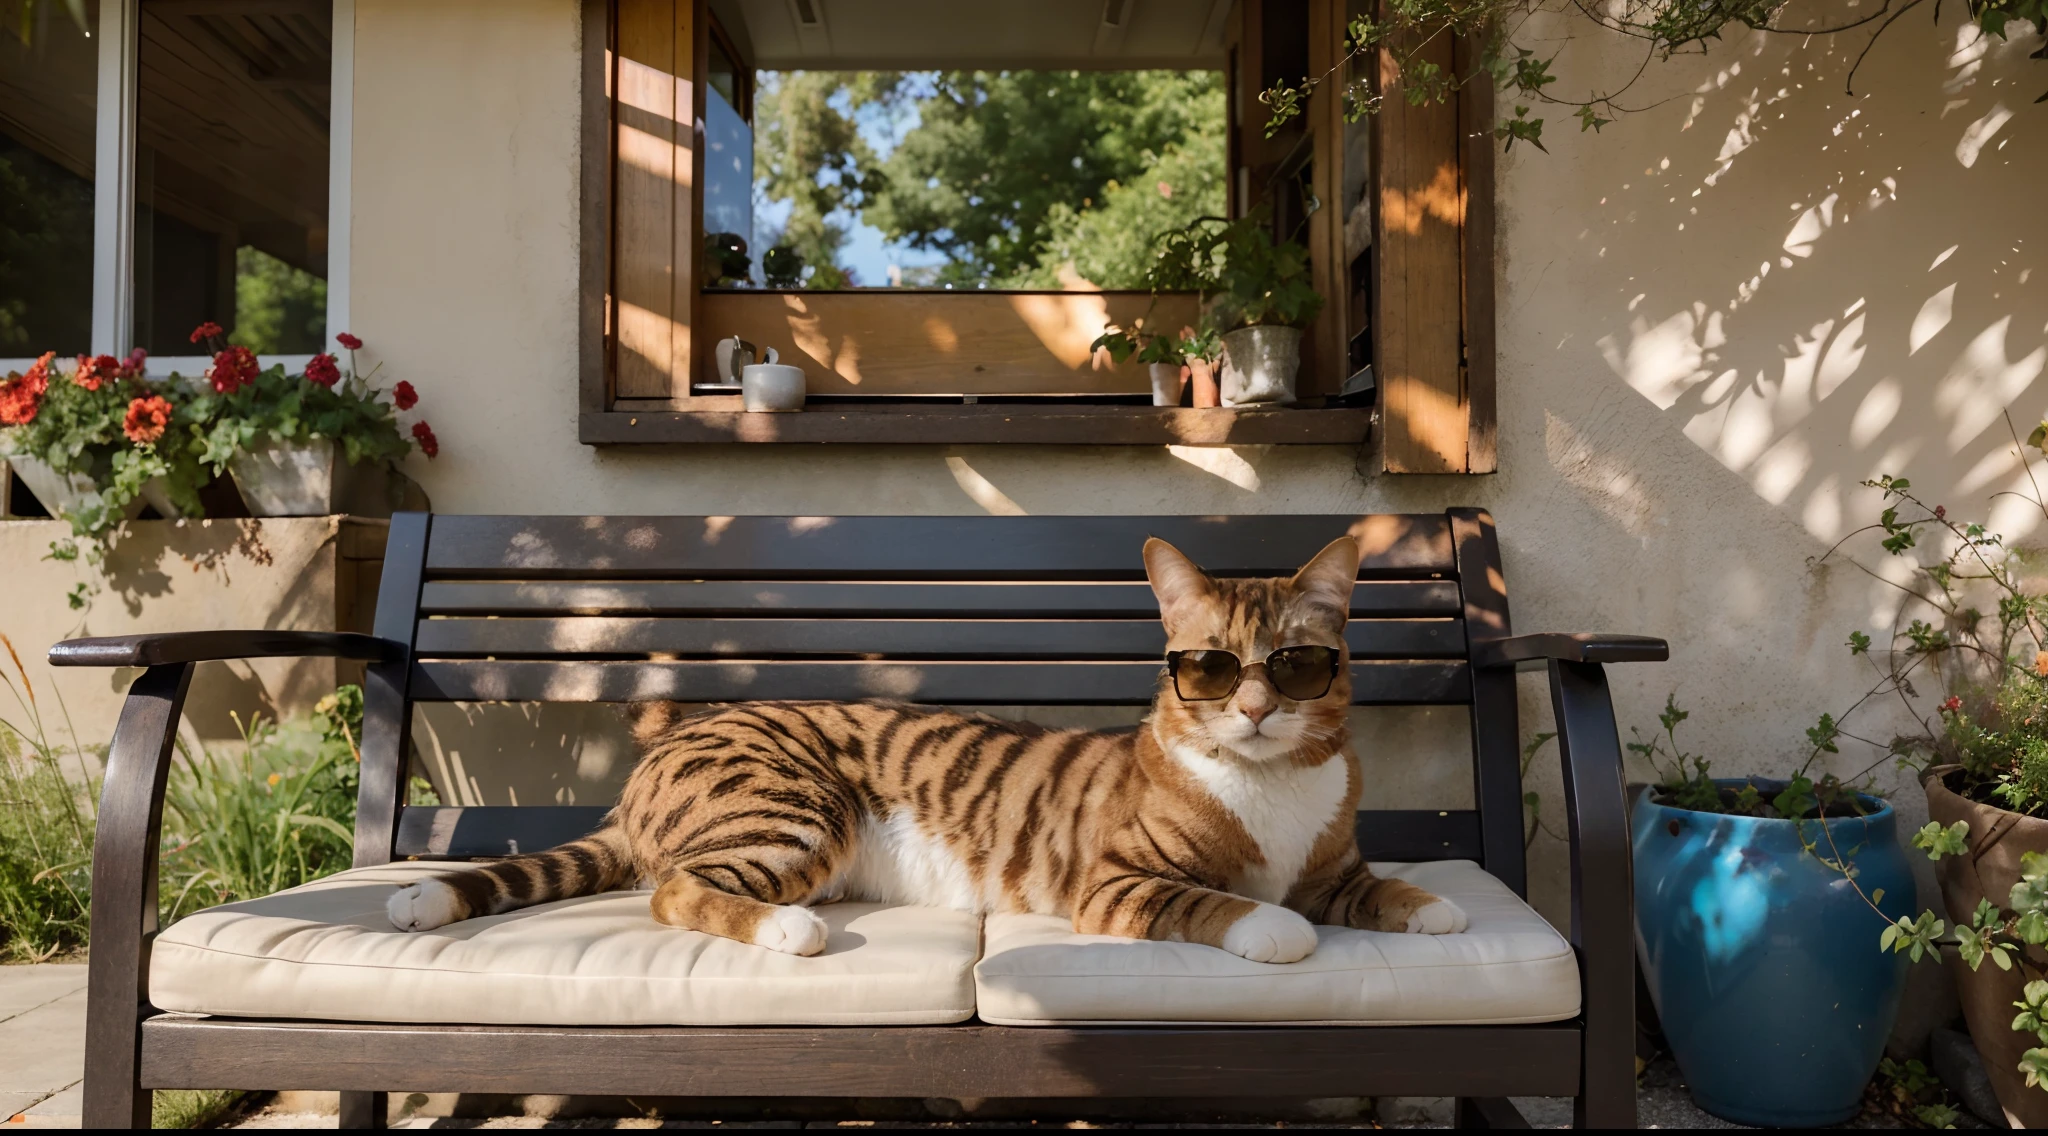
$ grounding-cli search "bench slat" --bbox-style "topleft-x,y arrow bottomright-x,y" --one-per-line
140,1017 -> 1583,1099
417,579 -> 1464,618
412,617 -> 1467,660
391,805 -> 1486,861
410,659 -> 1472,705
422,515 -> 1456,580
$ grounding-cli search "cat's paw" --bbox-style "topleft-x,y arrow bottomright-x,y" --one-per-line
1221,903 -> 1318,964
1404,898 -> 1468,934
753,904 -> 829,956
387,879 -> 466,932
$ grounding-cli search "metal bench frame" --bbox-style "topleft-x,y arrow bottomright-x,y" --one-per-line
56,510 -> 1666,1128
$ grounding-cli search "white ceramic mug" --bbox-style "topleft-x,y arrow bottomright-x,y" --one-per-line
741,360 -> 806,412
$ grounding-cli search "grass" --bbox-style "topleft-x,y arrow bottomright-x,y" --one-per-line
152,1089 -> 247,1129
0,634 -> 372,957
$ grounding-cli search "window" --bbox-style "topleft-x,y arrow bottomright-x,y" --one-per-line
582,0 -> 1487,457
0,1 -> 99,367
0,0 -> 350,378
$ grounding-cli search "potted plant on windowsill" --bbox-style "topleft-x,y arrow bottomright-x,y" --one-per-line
188,326 -> 438,517
1144,207 -> 1323,405
1090,320 -> 1187,406
0,349 -> 208,537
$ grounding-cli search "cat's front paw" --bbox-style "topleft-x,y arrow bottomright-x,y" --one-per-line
1404,898 -> 1468,934
387,879 -> 466,931
753,904 -> 829,956
1221,903 -> 1318,963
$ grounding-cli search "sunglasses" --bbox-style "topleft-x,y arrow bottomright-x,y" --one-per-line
1165,645 -> 1343,702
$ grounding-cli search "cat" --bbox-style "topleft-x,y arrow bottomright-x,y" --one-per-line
386,533 -> 1467,963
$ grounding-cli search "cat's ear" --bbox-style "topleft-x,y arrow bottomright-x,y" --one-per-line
1291,536 -> 1361,627
1144,538 -> 1213,633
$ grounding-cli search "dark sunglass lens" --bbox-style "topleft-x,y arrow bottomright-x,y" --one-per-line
1173,650 -> 1242,700
1268,646 -> 1338,700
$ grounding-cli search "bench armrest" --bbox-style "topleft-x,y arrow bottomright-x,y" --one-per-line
49,630 -> 402,668
1474,632 -> 1668,669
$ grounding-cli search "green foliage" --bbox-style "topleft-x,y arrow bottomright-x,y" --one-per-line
1261,0 -> 2048,153
751,69 -> 1225,289
152,1089 -> 247,1130
1142,209 -> 1325,331
0,659 -> 392,960
0,356 -> 210,545
1913,820 -> 1971,859
189,355 -> 415,472
231,246 -> 326,355
1881,910 -> 1946,962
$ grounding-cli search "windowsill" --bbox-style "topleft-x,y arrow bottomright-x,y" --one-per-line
580,401 -> 1377,446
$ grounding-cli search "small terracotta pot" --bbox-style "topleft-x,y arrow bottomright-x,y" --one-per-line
1187,359 -> 1221,408
1924,766 -> 2048,1129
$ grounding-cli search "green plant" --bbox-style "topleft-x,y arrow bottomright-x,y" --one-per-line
1618,692 -> 1867,819
1873,1056 -> 1962,1128
159,708 -> 360,917
1259,0 -> 2046,155
1143,209 -> 1324,331
0,633 -> 96,962
0,349 -> 210,545
1090,322 -> 1187,367
187,325 -> 437,472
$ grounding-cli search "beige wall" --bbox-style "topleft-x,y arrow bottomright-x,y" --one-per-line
0,518 -> 380,757
349,0 -> 2045,1041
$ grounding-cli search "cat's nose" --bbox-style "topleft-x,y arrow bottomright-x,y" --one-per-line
1239,701 -> 1273,725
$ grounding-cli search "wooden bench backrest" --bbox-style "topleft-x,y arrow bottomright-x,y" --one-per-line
355,511 -> 1527,894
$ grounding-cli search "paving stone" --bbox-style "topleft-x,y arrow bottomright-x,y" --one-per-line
14,1083 -> 79,1129
0,966 -> 86,1024
0,991 -> 84,1096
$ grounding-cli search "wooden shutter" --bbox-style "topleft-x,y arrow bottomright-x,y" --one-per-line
611,0 -> 699,403
1373,17 -> 1496,473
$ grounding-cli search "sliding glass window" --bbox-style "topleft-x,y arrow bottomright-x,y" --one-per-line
0,2 -> 100,363
134,0 -> 332,356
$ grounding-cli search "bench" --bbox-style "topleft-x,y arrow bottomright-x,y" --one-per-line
55,510 -> 1666,1128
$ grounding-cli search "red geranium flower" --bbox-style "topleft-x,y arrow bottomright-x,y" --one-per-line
0,353 -> 52,426
73,353 -> 120,391
335,332 -> 363,350
410,420 -> 439,459
392,380 -> 418,410
189,322 -> 224,345
1942,695 -> 1963,714
207,346 -> 260,394
120,348 -> 149,381
305,353 -> 341,388
123,395 -> 173,445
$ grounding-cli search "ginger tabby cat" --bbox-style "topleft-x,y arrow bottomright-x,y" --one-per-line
387,533 -> 1467,962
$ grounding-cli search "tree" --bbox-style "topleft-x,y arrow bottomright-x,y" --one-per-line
752,70 -> 900,287
1262,0 -> 2046,153
750,69 -> 1225,288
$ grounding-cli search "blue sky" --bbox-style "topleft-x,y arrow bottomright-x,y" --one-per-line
752,72 -> 951,287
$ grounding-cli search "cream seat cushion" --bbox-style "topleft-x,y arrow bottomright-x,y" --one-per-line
149,861 -> 979,1026
974,860 -> 1578,1026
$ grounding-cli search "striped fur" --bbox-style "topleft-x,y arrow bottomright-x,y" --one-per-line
387,535 -> 1465,961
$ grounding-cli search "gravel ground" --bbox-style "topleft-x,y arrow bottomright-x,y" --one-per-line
208,1058 -> 1983,1130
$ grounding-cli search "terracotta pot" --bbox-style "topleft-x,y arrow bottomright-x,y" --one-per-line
1187,359 -> 1221,408
1924,765 -> 2048,1128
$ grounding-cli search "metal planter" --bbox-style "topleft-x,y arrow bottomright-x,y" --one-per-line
4,452 -> 153,521
230,439 -> 391,517
1219,325 -> 1302,405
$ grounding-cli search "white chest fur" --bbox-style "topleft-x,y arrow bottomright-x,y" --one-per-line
1169,744 -> 1347,904
825,808 -> 992,912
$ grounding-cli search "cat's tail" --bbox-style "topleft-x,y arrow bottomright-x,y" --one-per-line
386,823 -> 636,932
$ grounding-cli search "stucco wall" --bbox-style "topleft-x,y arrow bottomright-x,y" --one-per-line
349,0 -> 2045,1044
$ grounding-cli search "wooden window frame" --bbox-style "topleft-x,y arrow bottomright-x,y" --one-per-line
575,0 -> 1484,453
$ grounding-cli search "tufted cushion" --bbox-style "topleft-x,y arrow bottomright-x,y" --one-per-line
149,861 -> 980,1026
973,859 -> 1580,1026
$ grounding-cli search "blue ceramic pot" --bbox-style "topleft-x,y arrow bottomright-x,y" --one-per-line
1633,779 -> 1914,1127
